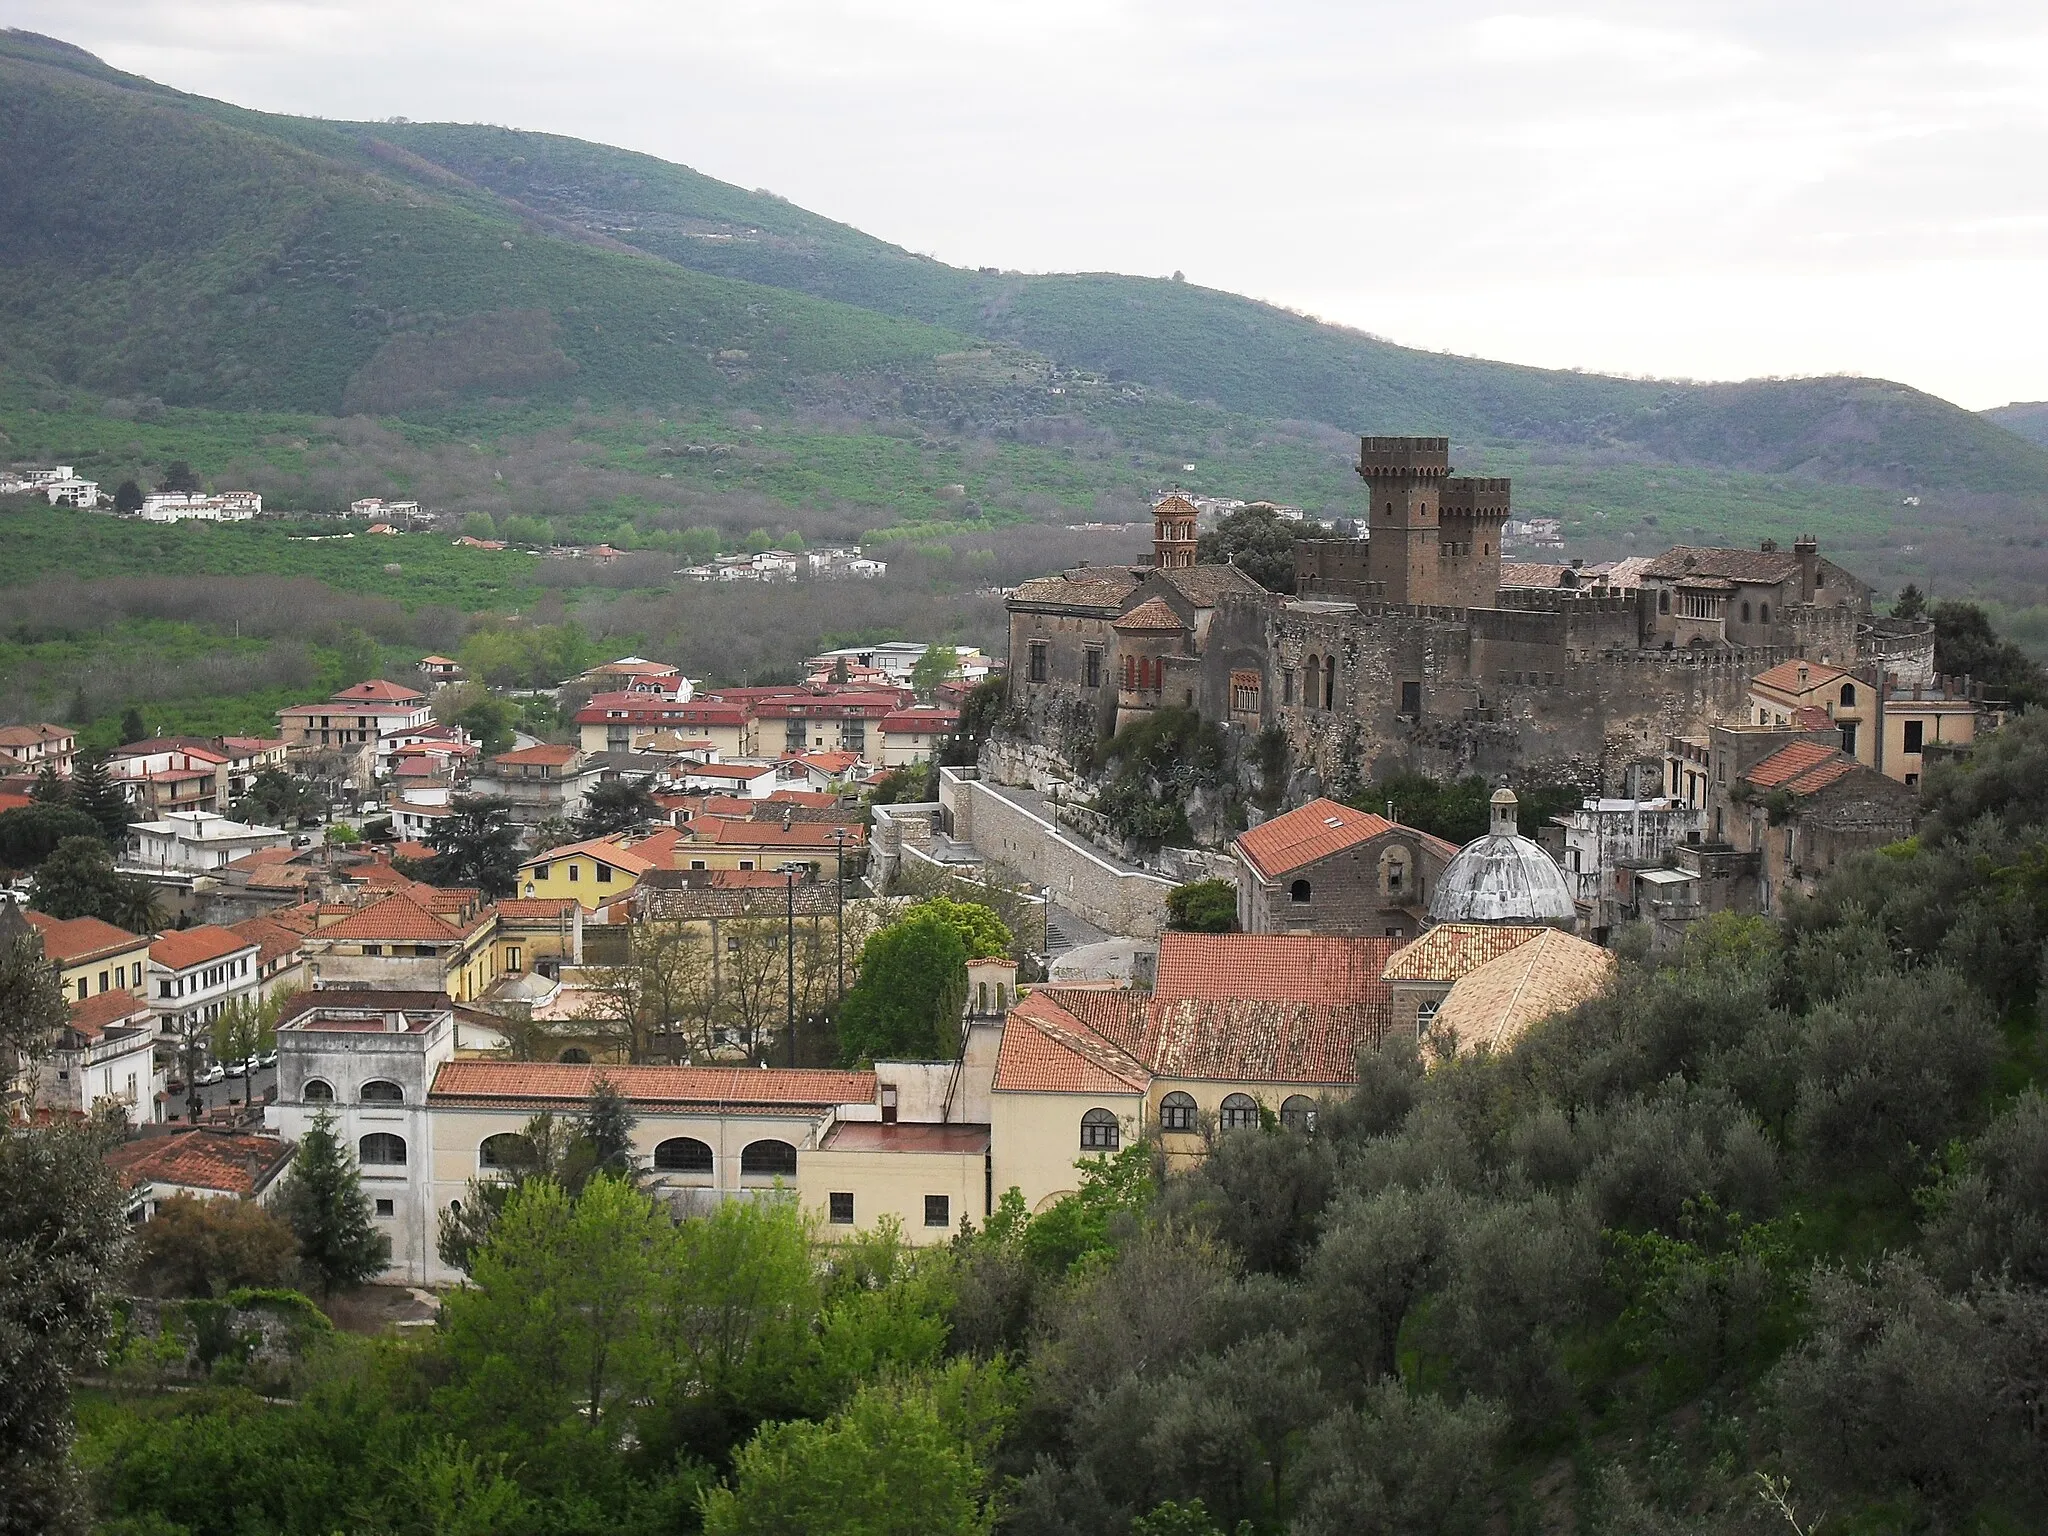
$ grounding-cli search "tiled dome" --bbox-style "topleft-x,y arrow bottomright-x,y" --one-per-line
1425,787 -> 1578,928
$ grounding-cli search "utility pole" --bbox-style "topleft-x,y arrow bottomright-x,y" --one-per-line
830,826 -> 848,999
783,865 -> 798,1067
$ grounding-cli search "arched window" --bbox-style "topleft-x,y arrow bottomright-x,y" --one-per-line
1380,848 -> 1409,896
1159,1091 -> 1197,1132
1659,589 -> 1671,613
1280,1095 -> 1318,1132
996,983 -> 1008,1011
559,1047 -> 591,1064
1322,658 -> 1336,710
1080,1107 -> 1121,1150
976,981 -> 989,1013
1302,655 -> 1319,708
360,1080 -> 403,1103
1760,602 -> 1771,624
1289,878 -> 1312,904
654,1137 -> 714,1174
479,1133 -> 534,1170
1219,1093 -> 1260,1130
303,1078 -> 334,1104
359,1133 -> 407,1166
1741,601 -> 1752,622
1840,683 -> 1856,707
740,1139 -> 798,1177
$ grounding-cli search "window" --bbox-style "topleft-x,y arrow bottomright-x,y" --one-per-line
1028,641 -> 1048,683
1280,1095 -> 1318,1132
654,1137 -> 714,1173
361,944 -> 383,957
741,1139 -> 798,1178
568,865 -> 579,882
1741,601 -> 1752,622
1231,671 -> 1261,714
690,859 -> 707,871
1903,719 -> 1925,754
1302,655 -> 1319,707
99,970 -> 109,993
1323,658 -> 1336,710
1219,1093 -> 1260,1129
160,979 -> 172,998
1289,878 -> 1312,904
374,1198 -> 395,1217
1659,589 -> 1671,613
596,864 -> 612,883
1760,602 -> 1770,624
1282,669 -> 1294,705
77,978 -> 88,1001
1381,848 -> 1409,895
829,1192 -> 855,1224
1400,680 -> 1422,718
1416,997 -> 1441,1034
506,946 -> 523,972
1085,648 -> 1102,688
1840,722 -> 1858,758
1080,1107 -> 1120,1150
360,1080 -> 404,1103
1840,683 -> 1857,708
739,860 -> 755,871
480,1133 -> 535,1170
925,1194 -> 952,1227
359,1133 -> 407,1166
411,944 -> 435,958
533,862 -> 551,880
1159,1091 -> 1197,1132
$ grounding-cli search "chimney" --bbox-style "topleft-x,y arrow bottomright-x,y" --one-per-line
1794,535 -> 1819,604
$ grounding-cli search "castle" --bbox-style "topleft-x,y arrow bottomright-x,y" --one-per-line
1006,436 -> 1933,792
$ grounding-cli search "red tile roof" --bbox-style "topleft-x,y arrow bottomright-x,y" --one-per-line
1742,741 -> 1863,796
229,916 -> 305,966
1112,597 -> 1188,633
25,912 -> 147,965
880,708 -> 959,733
993,990 -> 1151,1095
149,924 -> 257,972
1752,659 -> 1850,694
1234,798 -> 1401,879
522,836 -> 657,874
685,819 -> 866,849
490,744 -> 580,767
1147,997 -> 1385,1083
104,1129 -> 295,1196
429,1061 -> 875,1109
68,989 -> 154,1041
1381,924 -> 1549,982
1154,933 -> 1399,1007
331,679 -> 427,704
311,894 -> 461,943
767,789 -> 840,808
495,897 -> 582,920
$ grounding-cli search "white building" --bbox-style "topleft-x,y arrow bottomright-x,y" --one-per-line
38,992 -> 164,1126
129,810 -> 293,874
350,498 -> 423,521
1555,797 -> 1705,939
139,490 -> 260,522
106,1129 -> 297,1219
3,466 -> 100,507
147,925 -> 261,1046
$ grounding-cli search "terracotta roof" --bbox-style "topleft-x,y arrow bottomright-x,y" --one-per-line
585,658 -> 680,677
1009,572 -> 1141,611
1500,563 -> 1574,588
879,708 -> 959,733
633,882 -> 838,921
331,679 -> 427,703
149,924 -> 256,972
684,819 -> 866,849
228,916 -> 304,966
105,1129 -> 295,1197
1234,798 -> 1400,879
1742,741 -> 1862,796
68,989 -> 154,1041
310,894 -> 461,943
428,1060 -> 874,1109
494,898 -> 581,921
1154,933 -> 1398,1008
1381,923 -> 1550,982
1156,564 -> 1270,605
1640,546 -> 1803,583
993,990 -> 1151,1095
390,840 -> 439,861
766,789 -> 841,808
521,837 -> 657,875
1428,929 -> 1616,1056
1751,659 -> 1850,694
1112,597 -> 1188,633
24,912 -> 147,965
1790,706 -> 1836,730
1148,997 -> 1386,1083
794,751 -> 862,773
223,847 -> 299,872
0,791 -> 33,813
0,723 -> 73,747
820,1122 -> 992,1153
490,744 -> 580,767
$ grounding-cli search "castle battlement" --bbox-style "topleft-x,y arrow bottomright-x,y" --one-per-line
1356,436 -> 1451,478
1493,588 -> 1638,615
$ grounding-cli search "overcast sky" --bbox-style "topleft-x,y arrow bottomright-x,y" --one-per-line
12,1 -> 2048,409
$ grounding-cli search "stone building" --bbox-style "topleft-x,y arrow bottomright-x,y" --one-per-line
1005,436 -> 1927,798
1231,796 -> 1458,939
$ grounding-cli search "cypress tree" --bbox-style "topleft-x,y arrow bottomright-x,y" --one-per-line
579,1076 -> 641,1191
278,1110 -> 390,1295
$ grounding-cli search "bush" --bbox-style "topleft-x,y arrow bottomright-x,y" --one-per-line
1166,879 -> 1238,932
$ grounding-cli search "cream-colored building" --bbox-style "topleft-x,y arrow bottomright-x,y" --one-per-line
25,912 -> 153,1005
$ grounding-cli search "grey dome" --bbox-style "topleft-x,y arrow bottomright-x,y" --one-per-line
1426,788 -> 1579,928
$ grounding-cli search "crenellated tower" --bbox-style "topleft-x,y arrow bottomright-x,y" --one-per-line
1356,437 -> 1509,607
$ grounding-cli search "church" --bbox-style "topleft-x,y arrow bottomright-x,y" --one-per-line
1006,435 -> 1929,792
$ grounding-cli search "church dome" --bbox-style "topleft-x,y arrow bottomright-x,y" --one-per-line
1426,787 -> 1579,927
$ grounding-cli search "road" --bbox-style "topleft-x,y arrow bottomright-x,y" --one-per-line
167,1065 -> 277,1121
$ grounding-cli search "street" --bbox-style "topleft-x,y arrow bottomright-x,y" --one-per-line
166,1065 -> 277,1121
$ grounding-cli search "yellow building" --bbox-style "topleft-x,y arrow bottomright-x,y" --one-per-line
491,898 -> 585,979
299,891 -> 502,1003
1748,660 -> 1979,786
675,818 -> 864,880
517,830 -> 680,910
25,912 -> 153,1005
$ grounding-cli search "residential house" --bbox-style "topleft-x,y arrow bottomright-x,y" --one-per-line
138,490 -> 260,521
1877,679 -> 1981,788
351,498 -> 423,522
1232,797 -> 1460,940
1708,731 -> 1919,914
675,761 -> 780,799
468,744 -> 598,829
129,810 -> 293,874
277,680 -> 435,750
38,991 -> 163,1125
491,898 -> 584,980
418,655 -> 462,682
297,890 -> 502,1002
375,720 -> 474,779
1555,797 -> 1704,939
229,915 -> 309,1000
676,816 -> 866,880
579,657 -> 690,698
662,701 -> 753,759
5,465 -> 100,506
878,706 -> 959,767
148,925 -> 262,1044
748,691 -> 903,758
575,692 -> 704,754
0,723 -> 78,778
214,737 -> 289,800
516,832 -> 680,910
781,752 -> 865,791
105,1128 -> 296,1220
25,911 -> 154,1005
108,741 -> 229,815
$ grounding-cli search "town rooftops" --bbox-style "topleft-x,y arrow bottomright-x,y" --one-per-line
1639,545 -> 1806,583
310,894 -> 467,943
0,723 -> 74,747
574,692 -> 696,723
67,989 -> 155,1042
150,924 -> 259,971
1381,923 -> 1550,983
111,740 -> 226,765
880,706 -> 959,732
1499,563 -> 1575,588
104,1128 -> 296,1198
428,1060 -> 875,1110
994,989 -> 1153,1095
228,916 -> 305,966
684,818 -> 867,848
1153,933 -> 1399,1009
584,656 -> 680,678
524,836 -> 658,874
493,897 -> 582,921
25,911 -> 146,966
1427,928 -> 1616,1056
1234,797 -> 1433,879
1740,741 -> 1863,796
1008,571 -> 1142,612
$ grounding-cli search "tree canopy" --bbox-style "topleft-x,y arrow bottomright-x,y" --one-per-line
1195,503 -> 1331,593
836,910 -> 969,1063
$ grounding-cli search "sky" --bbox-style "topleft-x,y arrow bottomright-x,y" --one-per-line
10,1 -> 2048,409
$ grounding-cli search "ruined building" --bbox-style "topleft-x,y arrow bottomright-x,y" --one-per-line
1005,435 -> 1932,793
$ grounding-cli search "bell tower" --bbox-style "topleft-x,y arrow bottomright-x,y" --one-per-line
1152,492 -> 1198,570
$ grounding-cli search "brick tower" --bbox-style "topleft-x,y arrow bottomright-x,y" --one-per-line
1152,492 -> 1198,570
1356,437 -> 1509,607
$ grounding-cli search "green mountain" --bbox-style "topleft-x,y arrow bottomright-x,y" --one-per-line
5,27 -> 2048,505
1986,402 -> 2048,449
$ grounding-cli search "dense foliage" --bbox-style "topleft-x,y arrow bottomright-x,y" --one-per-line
1351,770 -> 1583,845
1195,504 -> 1331,593
1166,879 -> 1240,933
836,909 -> 970,1063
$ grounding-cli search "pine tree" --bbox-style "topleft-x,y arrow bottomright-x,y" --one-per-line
278,1110 -> 391,1295
70,753 -> 132,845
579,1077 -> 641,1191
118,707 -> 147,747
29,765 -> 65,804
